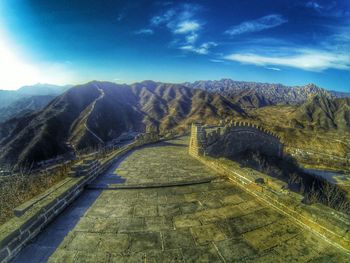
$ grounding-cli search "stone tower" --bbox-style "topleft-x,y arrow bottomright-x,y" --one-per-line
189,123 -> 206,157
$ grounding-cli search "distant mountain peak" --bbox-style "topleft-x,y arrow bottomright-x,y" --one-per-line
183,79 -> 349,108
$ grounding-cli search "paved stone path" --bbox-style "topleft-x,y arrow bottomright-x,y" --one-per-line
13,137 -> 349,262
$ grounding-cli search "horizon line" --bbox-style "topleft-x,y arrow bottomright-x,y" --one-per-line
0,78 -> 347,93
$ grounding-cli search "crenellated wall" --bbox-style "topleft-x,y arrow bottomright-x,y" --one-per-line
189,122 -> 283,158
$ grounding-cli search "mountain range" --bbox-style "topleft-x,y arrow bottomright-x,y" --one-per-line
184,79 -> 349,108
0,81 -> 244,165
0,84 -> 71,123
0,79 -> 348,166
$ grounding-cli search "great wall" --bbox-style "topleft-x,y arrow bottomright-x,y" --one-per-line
189,122 -> 283,158
189,122 -> 350,252
0,126 -> 349,262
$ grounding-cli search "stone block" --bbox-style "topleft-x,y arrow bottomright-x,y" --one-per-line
181,245 -> 222,263
173,215 -> 201,228
98,233 -> 130,253
0,248 -> 9,262
67,232 -> 101,251
145,249 -> 183,263
0,229 -> 21,248
118,218 -> 145,232
162,229 -> 195,249
134,204 -> 158,217
28,216 -> 46,234
190,224 -> 227,245
129,231 -> 162,253
242,219 -> 300,251
47,249 -> 77,263
74,251 -> 110,263
215,239 -> 257,261
144,216 -> 172,231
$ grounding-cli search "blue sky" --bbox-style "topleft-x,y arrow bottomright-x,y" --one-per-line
0,0 -> 349,91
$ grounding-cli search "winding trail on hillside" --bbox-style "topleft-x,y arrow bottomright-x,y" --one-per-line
66,84 -> 105,155
83,84 -> 105,144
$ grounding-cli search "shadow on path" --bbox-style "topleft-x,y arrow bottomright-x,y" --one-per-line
89,152 -> 132,187
11,148 -> 137,262
11,139 -> 189,262
11,190 -> 102,263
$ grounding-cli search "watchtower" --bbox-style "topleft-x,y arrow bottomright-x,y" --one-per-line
189,123 -> 207,156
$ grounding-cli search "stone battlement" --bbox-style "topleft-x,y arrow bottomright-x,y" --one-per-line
189,122 -> 283,158
223,121 -> 281,140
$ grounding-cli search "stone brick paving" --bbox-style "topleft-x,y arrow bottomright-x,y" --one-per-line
13,137 -> 349,262
91,139 -> 217,188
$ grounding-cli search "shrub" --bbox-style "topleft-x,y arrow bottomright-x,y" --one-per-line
0,165 -> 69,225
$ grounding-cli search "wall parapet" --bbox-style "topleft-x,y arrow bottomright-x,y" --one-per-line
189,122 -> 284,158
0,132 -> 161,263
194,154 -> 350,253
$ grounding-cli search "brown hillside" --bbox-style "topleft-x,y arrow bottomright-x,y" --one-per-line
0,81 -> 244,165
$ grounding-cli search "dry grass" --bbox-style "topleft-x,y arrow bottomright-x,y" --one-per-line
0,165 -> 69,225
306,180 -> 350,214
231,105 -> 350,171
235,151 -> 350,215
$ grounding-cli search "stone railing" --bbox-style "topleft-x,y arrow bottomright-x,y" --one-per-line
0,131 -> 160,263
192,154 -> 350,253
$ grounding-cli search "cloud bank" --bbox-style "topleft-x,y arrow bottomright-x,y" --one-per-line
147,3 -> 217,55
180,42 -> 218,55
225,49 -> 350,71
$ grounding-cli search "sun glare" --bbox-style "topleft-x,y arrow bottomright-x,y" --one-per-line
0,28 -> 75,90
0,33 -> 42,90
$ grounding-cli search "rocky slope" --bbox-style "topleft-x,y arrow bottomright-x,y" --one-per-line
184,79 -> 349,108
0,84 -> 70,115
0,81 -> 244,165
291,94 -> 350,131
0,95 -> 56,123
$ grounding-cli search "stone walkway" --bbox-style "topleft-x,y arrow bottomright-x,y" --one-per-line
90,139 -> 217,188
13,137 -> 349,262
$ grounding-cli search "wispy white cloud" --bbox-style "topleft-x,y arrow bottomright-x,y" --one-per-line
174,20 -> 201,34
180,42 -> 218,55
305,1 -> 323,12
117,13 -> 124,21
150,3 -> 216,55
225,49 -> 350,71
266,67 -> 281,71
134,28 -> 154,35
304,1 -> 350,18
225,14 -> 287,36
210,59 -> 225,63
186,33 -> 198,44
150,4 -> 201,35
150,8 -> 176,26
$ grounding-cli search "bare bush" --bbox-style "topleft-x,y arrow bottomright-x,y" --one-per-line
306,182 -> 321,204
234,150 -> 350,215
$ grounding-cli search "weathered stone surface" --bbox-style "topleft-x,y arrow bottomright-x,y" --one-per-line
0,248 -> 9,262
163,229 -> 195,250
189,123 -> 283,158
10,137 -> 350,262
215,239 -> 257,261
129,231 -> 162,252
